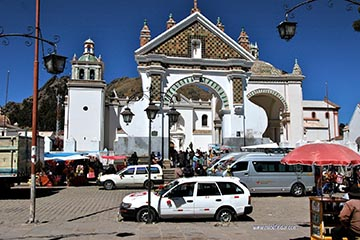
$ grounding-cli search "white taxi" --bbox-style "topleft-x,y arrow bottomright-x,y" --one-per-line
98,164 -> 163,190
119,176 -> 252,222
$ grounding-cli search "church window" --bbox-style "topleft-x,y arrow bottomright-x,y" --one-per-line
202,114 -> 208,126
311,112 -> 316,119
79,69 -> 85,79
191,39 -> 202,59
90,69 -> 95,80
325,112 -> 329,119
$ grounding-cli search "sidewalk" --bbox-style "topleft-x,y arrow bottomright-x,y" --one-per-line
0,185 -> 311,240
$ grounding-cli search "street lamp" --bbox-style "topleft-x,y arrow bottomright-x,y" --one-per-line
0,0 -> 66,223
121,99 -> 159,223
277,0 -> 360,40
166,98 -> 180,165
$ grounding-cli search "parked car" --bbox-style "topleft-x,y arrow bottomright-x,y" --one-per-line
224,152 -> 315,196
119,176 -> 253,223
98,164 -> 164,190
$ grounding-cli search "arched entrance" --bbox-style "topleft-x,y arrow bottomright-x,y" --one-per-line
164,76 -> 230,150
247,88 -> 287,144
164,76 -> 229,110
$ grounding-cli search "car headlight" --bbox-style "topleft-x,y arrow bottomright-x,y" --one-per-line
121,202 -> 132,209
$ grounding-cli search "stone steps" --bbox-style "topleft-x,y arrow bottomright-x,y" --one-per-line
163,168 -> 176,183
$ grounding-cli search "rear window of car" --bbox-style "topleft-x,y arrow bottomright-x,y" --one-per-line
217,182 -> 244,195
149,166 -> 160,174
197,183 -> 221,196
136,167 -> 147,174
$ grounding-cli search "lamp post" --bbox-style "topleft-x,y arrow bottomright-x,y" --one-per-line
166,99 -> 180,166
0,0 -> 66,223
121,98 -> 159,223
277,0 -> 360,40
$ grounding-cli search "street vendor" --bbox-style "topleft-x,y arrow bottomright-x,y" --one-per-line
331,184 -> 360,240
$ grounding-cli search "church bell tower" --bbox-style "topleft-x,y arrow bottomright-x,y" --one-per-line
64,38 -> 106,152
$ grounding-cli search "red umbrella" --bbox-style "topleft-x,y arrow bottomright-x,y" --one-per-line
281,143 -> 360,166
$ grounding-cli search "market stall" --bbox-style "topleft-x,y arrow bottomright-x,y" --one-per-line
281,142 -> 360,239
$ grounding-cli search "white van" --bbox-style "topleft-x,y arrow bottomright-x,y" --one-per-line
227,152 -> 314,196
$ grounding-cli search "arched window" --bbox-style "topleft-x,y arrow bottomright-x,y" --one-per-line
79,69 -> 85,79
202,114 -> 208,126
90,69 -> 95,80
325,112 -> 329,119
311,112 -> 316,119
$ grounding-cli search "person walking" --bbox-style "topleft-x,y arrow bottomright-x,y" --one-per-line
331,185 -> 360,240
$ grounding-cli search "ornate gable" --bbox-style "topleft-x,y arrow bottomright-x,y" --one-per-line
136,12 -> 255,62
148,21 -> 244,60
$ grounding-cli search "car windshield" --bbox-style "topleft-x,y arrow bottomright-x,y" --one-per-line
156,180 -> 180,196
218,157 -> 237,171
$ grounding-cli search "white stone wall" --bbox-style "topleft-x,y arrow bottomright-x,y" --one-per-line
349,104 -> 360,143
66,87 -> 105,152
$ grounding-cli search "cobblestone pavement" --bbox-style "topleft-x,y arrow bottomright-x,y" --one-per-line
0,185 -> 312,240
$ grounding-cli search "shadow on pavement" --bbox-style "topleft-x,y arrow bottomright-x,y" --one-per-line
67,206 -> 119,222
122,215 -> 255,223
0,187 -> 64,200
290,237 -> 310,240
8,231 -> 120,240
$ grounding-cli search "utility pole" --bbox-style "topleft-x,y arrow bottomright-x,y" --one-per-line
2,70 -> 10,136
56,94 -> 61,137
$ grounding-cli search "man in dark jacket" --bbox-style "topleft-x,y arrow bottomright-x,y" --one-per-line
332,185 -> 360,240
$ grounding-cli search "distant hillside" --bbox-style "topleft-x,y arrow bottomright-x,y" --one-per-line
4,76 -> 212,131
4,75 -> 68,131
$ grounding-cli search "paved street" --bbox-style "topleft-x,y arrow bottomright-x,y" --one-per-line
0,184 -> 311,240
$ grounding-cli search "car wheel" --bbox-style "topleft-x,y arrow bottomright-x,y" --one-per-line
291,183 -> 305,197
215,207 -> 234,223
103,180 -> 115,190
143,180 -> 154,189
136,207 -> 157,223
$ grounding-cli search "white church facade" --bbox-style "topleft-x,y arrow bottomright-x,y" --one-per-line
63,3 -> 341,158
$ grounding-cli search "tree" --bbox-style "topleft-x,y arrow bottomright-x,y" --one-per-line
353,7 -> 360,31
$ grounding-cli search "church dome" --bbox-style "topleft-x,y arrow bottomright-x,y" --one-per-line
78,54 -> 99,62
251,60 -> 284,75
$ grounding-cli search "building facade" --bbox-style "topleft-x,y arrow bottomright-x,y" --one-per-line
63,3 -> 341,158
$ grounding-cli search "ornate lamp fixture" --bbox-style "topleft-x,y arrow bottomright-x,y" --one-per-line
167,106 -> 180,125
278,0 -> 360,40
0,27 -> 67,74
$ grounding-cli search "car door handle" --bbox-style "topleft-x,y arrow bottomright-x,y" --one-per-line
187,200 -> 193,203
215,199 -> 222,202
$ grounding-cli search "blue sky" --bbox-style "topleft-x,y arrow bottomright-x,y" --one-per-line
0,0 -> 359,124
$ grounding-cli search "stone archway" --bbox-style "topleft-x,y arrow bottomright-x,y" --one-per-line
164,76 -> 229,109
247,88 -> 287,144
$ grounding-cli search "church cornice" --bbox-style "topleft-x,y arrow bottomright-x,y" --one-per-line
67,80 -> 106,88
136,54 -> 253,70
250,75 -> 304,83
